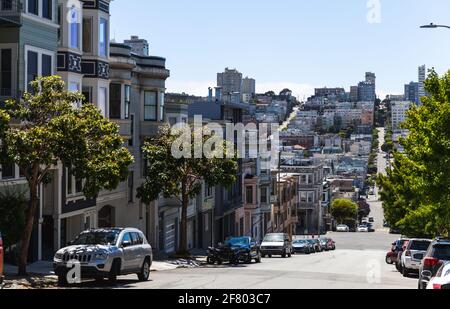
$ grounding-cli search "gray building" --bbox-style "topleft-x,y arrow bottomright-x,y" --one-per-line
217,67 -> 242,94
242,77 -> 255,95
124,35 -> 149,56
365,72 -> 376,84
357,81 -> 376,102
404,81 -> 419,105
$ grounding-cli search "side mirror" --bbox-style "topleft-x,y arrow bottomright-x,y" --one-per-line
421,270 -> 432,281
122,240 -> 132,248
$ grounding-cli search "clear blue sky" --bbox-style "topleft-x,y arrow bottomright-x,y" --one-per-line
110,0 -> 450,99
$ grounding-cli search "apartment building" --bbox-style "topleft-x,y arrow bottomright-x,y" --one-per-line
391,101 -> 411,130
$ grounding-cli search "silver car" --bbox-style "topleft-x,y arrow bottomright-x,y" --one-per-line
53,228 -> 152,285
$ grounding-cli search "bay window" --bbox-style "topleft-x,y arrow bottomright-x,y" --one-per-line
26,48 -> 53,92
124,85 -> 131,119
69,6 -> 80,49
159,92 -> 165,121
82,17 -> 93,53
144,91 -> 157,121
99,18 -> 108,57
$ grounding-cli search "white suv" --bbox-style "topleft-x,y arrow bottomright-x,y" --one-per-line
401,238 -> 431,277
54,228 -> 152,285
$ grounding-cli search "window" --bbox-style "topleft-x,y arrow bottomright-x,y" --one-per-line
69,82 -> 81,108
98,87 -> 107,117
132,232 -> 143,245
27,51 -> 38,92
246,186 -> 253,204
129,114 -> 134,147
82,18 -> 93,53
99,18 -> 108,57
69,6 -> 79,49
57,5 -> 62,43
159,92 -> 165,121
121,233 -> 132,245
205,183 -> 213,198
0,49 -> 12,96
109,83 -> 121,119
1,163 -> 15,179
42,0 -> 52,20
128,171 -> 134,203
144,91 -> 157,121
41,54 -> 52,77
28,0 -> 38,15
260,187 -> 268,203
66,167 -> 73,195
82,86 -> 92,104
124,85 -> 131,119
307,192 -> 315,203
26,48 -> 53,92
300,191 -> 307,203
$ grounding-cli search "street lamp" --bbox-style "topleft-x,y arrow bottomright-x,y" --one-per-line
420,23 -> 450,29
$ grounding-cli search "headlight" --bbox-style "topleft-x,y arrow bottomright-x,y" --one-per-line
94,252 -> 108,260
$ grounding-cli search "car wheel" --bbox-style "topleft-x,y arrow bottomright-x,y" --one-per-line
386,256 -> 393,265
108,259 -> 120,284
288,249 -> 292,258
207,257 -> 214,265
261,254 -> 266,258
245,255 -> 252,264
402,267 -> 409,278
268,255 -> 272,258
256,252 -> 262,263
137,258 -> 151,281
282,251 -> 287,258
217,259 -> 223,265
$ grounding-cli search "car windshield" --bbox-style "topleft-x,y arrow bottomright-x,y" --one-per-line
263,235 -> 284,242
293,240 -> 307,244
72,230 -> 120,246
433,244 -> 450,260
225,237 -> 249,246
410,240 -> 431,251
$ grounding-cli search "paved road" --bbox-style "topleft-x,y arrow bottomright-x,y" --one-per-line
72,231 -> 417,289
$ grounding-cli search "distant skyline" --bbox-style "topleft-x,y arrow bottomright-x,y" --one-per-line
110,0 -> 450,100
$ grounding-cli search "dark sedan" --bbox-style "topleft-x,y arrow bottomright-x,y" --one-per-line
307,239 -> 322,253
208,236 -> 262,265
292,240 -> 314,254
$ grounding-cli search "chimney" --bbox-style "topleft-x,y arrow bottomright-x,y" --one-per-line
208,87 -> 213,101
215,87 -> 222,102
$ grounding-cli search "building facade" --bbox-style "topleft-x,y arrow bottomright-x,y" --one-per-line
217,67 -> 242,94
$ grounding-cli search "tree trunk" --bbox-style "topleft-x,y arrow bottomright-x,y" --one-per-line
178,189 -> 189,255
18,183 -> 38,275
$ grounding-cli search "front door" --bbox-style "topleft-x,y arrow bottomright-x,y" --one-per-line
42,216 -> 54,261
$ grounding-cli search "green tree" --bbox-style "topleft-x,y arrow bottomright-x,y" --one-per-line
3,76 -> 134,274
331,199 -> 358,224
137,125 -> 238,255
0,187 -> 27,249
378,69 -> 450,238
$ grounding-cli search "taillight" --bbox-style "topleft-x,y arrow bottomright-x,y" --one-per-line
433,284 -> 442,290
405,250 -> 411,257
423,257 -> 440,267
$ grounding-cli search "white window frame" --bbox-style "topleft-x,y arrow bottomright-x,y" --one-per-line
66,167 -> 84,198
24,45 -> 55,91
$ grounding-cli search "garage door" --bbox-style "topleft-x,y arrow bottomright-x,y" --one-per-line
165,223 -> 176,253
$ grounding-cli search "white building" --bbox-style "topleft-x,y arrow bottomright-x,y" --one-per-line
391,101 -> 412,130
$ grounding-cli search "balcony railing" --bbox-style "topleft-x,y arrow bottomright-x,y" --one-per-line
0,0 -> 22,26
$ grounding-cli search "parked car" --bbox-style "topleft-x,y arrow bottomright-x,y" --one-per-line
426,262 -> 450,290
419,237 -> 450,289
386,238 -> 409,265
305,239 -> 317,254
366,223 -> 375,233
308,238 -> 323,252
319,238 -> 329,251
207,236 -> 261,265
260,233 -> 293,258
400,238 -> 431,277
292,240 -> 313,254
53,228 -> 152,286
357,225 -> 369,233
389,227 -> 402,234
396,241 -> 409,273
0,231 -> 3,284
336,224 -> 350,232
325,238 -> 336,251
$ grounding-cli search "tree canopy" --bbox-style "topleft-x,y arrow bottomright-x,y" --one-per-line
2,76 -> 133,274
378,69 -> 450,238
137,124 -> 238,254
331,198 -> 358,224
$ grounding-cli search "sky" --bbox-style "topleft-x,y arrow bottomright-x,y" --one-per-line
110,0 -> 450,100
